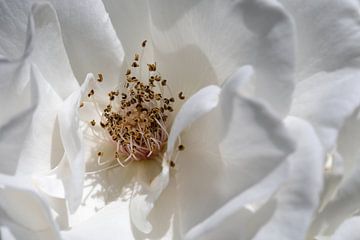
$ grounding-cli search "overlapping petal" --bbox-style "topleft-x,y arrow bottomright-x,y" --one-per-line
253,117 -> 324,240
48,0 -> 124,87
175,66 -> 295,238
148,0 -> 295,117
0,174 -> 60,240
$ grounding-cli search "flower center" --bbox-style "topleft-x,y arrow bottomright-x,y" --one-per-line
84,40 -> 185,168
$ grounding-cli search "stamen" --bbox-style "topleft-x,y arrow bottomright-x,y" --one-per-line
88,40 -> 184,169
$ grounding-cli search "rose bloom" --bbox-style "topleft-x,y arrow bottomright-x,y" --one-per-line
1,0 -> 360,240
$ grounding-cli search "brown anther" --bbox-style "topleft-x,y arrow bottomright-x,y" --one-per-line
154,75 -> 161,81
97,151 -> 103,156
79,102 -> 84,108
88,89 -> 95,97
169,97 -> 175,102
178,92 -> 185,100
168,106 -> 174,112
170,161 -> 175,168
122,93 -> 127,99
126,69 -> 131,75
134,53 -> 139,61
90,120 -> 96,126
178,145 -> 185,151
147,63 -> 157,72
161,79 -> 167,86
155,94 -> 162,101
142,40 -> 147,47
97,73 -> 103,82
100,122 -> 106,128
109,95 -> 115,101
132,62 -> 139,67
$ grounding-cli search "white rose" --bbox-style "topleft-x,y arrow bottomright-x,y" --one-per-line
1,0 -> 350,240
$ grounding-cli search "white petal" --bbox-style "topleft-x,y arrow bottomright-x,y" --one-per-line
329,217 -> 360,240
130,162 -> 169,234
62,201 -> 134,240
63,163 -> 179,239
0,174 -> 60,240
0,1 -> 79,98
49,0 -> 124,86
0,65 -> 38,175
149,0 -> 295,116
102,0 -> 150,58
15,64 -> 63,175
253,116 -> 324,240
309,156 -> 360,237
291,68 -> 360,151
57,75 -> 92,212
176,66 -> 295,238
129,83 -> 221,233
279,0 -> 360,80
167,85 -> 221,157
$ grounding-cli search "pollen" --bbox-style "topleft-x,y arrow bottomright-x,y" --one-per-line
88,40 -> 184,167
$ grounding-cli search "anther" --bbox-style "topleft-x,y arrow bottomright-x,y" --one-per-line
79,102 -> 84,108
90,120 -> 96,126
132,62 -> 139,67
178,92 -> 185,100
88,89 -> 95,97
170,161 -> 175,168
142,40 -> 147,47
161,79 -> 167,86
97,73 -> 103,82
178,145 -> 185,151
148,63 -> 157,72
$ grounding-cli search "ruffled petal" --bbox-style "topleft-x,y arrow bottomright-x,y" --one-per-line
253,117 -> 324,240
1,2 -> 81,175
290,68 -> 360,151
279,0 -> 360,80
309,155 -> 360,237
175,66 -> 295,238
0,174 -> 60,240
57,75 -> 92,212
0,65 -> 38,175
49,0 -> 124,87
129,84 -> 221,233
0,1 -> 79,99
149,0 -> 295,116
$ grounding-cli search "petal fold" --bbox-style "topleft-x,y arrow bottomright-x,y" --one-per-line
176,66 -> 295,238
253,117 -> 324,240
